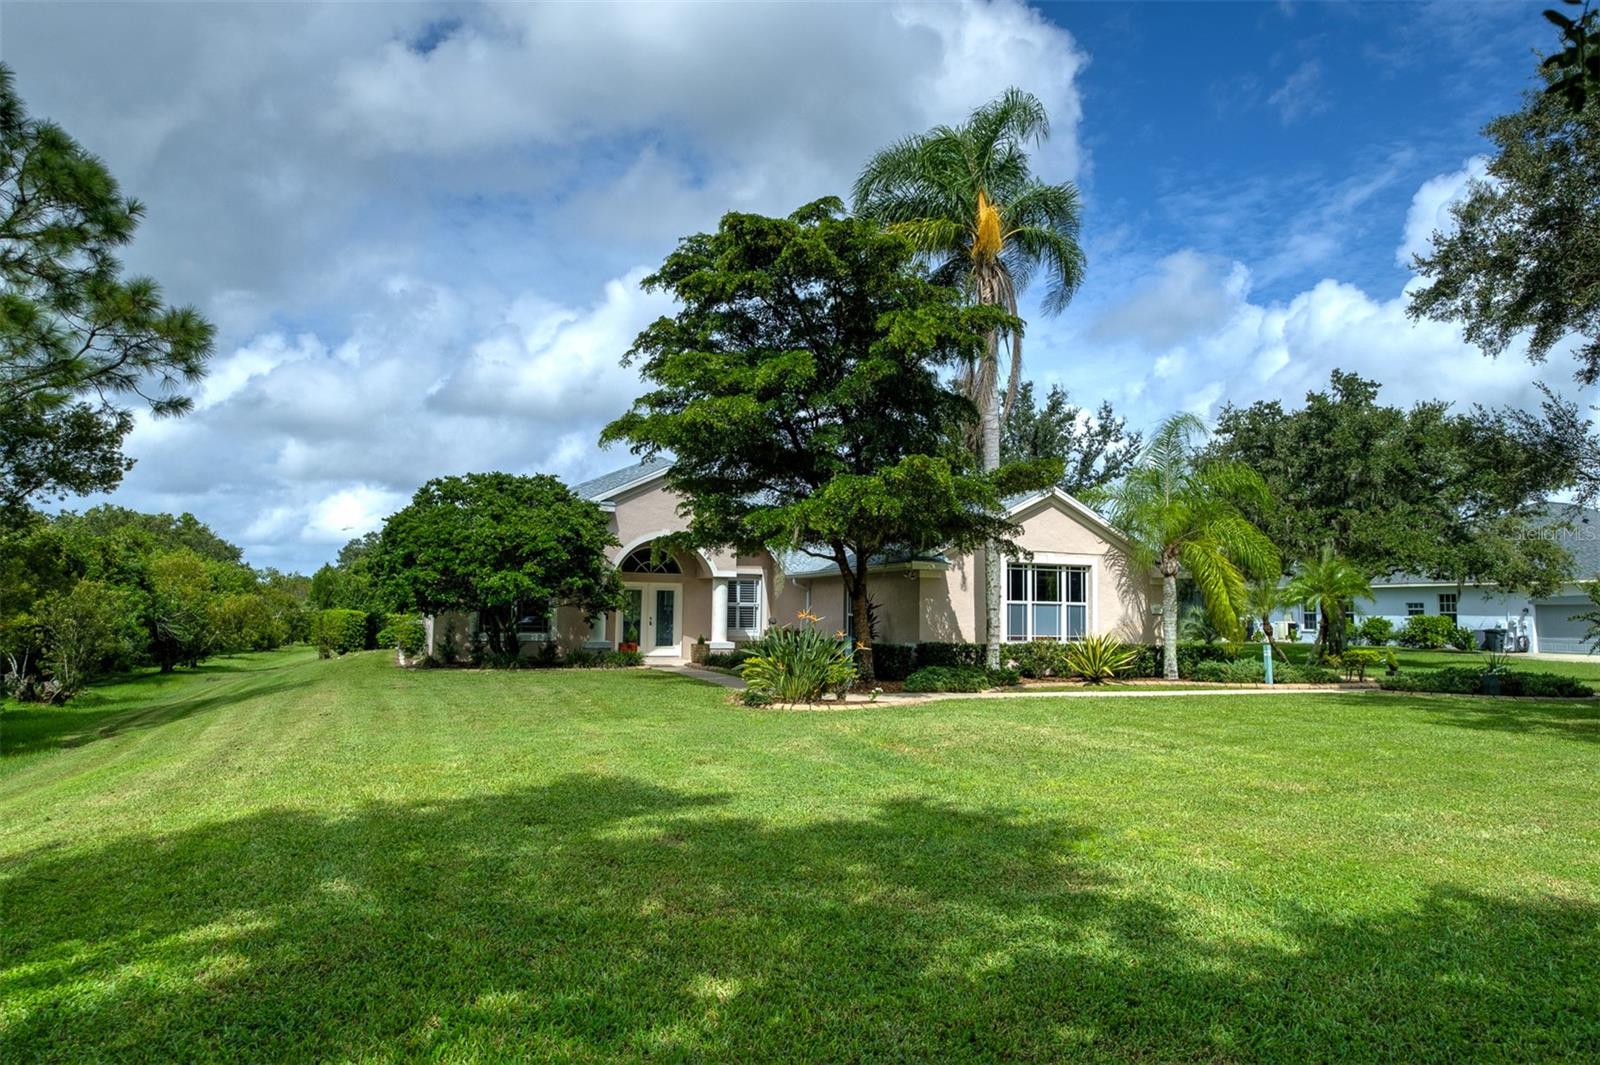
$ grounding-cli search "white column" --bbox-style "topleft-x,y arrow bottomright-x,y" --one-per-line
710,578 -> 732,648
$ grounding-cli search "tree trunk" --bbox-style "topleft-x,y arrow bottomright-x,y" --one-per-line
1162,566 -> 1179,681
1261,615 -> 1288,662
1323,601 -> 1343,658
850,577 -> 874,684
981,330 -> 1002,670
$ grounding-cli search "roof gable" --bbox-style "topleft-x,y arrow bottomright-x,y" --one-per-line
1005,487 -> 1133,549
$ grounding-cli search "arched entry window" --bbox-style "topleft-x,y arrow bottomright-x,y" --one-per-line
619,545 -> 681,574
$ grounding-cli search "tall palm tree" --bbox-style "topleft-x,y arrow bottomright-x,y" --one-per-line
854,88 -> 1085,668
1097,414 -> 1280,681
1284,547 -> 1374,661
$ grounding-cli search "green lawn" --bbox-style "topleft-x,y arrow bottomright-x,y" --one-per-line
3,650 -> 1597,1062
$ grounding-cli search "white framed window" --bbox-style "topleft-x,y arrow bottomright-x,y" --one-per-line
1004,564 -> 1088,641
1406,602 -> 1425,617
727,578 -> 760,634
1438,593 -> 1458,623
516,599 -> 554,641
1301,606 -> 1318,631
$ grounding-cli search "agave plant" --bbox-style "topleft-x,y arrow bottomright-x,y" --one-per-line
1064,635 -> 1138,684
739,620 -> 857,706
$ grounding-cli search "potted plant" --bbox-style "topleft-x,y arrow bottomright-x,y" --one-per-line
619,641 -> 639,654
1481,649 -> 1510,696
691,634 -> 709,665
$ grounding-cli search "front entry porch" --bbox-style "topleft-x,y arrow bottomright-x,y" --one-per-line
602,540 -> 767,662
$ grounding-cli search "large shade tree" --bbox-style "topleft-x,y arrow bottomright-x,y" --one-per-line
1001,380 -> 1141,496
1096,414 -> 1280,681
1207,371 -> 1586,594
601,199 -> 1059,681
1406,17 -> 1600,386
0,64 -> 213,523
369,473 -> 623,657
853,88 -> 1085,668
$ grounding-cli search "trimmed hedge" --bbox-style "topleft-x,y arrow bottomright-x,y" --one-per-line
915,642 -> 987,668
903,665 -> 1018,693
1006,640 -> 1073,679
1378,668 -> 1594,698
870,643 -> 917,681
1190,659 -> 1341,685
705,649 -> 753,669
1128,642 -> 1239,679
313,609 -> 368,657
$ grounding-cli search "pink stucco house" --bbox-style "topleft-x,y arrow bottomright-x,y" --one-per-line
426,458 -> 1159,663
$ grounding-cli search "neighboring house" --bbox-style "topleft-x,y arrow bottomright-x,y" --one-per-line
1269,503 -> 1599,655
426,458 -> 1159,663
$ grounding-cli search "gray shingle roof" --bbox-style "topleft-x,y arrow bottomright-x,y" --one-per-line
1536,502 -> 1600,580
572,457 -> 674,502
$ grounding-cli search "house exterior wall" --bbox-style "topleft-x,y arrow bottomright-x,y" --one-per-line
1008,497 -> 1159,644
422,477 -> 1164,662
1267,582 -> 1596,654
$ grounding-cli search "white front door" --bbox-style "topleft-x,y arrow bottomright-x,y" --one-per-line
621,583 -> 682,657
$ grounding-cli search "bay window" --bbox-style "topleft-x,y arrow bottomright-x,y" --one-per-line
1005,563 -> 1088,641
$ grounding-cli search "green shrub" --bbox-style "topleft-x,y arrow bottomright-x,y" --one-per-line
870,643 -> 917,681
915,641 -> 986,668
377,613 -> 427,657
742,624 -> 856,705
1396,615 -> 1460,649
564,648 -> 643,669
1064,635 -> 1137,683
1381,667 -> 1592,698
1127,642 -> 1239,678
1448,625 -> 1476,651
1377,666 -> 1485,694
1286,663 -> 1342,684
1356,616 -> 1395,646
987,665 -> 1021,687
313,609 -> 368,658
1187,658 -> 1343,685
1006,640 -> 1071,679
704,649 -> 753,669
1190,659 -> 1259,683
1335,647 -> 1382,680
1503,672 -> 1594,698
905,666 -> 988,693
903,665 -> 1018,692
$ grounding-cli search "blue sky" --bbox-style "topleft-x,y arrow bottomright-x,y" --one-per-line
6,1 -> 1591,572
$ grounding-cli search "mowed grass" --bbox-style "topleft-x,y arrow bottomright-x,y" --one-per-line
2,650 -> 1597,1062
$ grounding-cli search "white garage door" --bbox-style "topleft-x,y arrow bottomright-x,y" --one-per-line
1536,601 -> 1596,655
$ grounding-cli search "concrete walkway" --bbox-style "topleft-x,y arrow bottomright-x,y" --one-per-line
1524,651 -> 1598,664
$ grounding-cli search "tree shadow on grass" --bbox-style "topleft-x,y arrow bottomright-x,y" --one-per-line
1383,692 -> 1600,745
1,774 -> 1594,1062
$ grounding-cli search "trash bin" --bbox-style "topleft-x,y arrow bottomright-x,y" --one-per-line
1482,628 -> 1506,652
